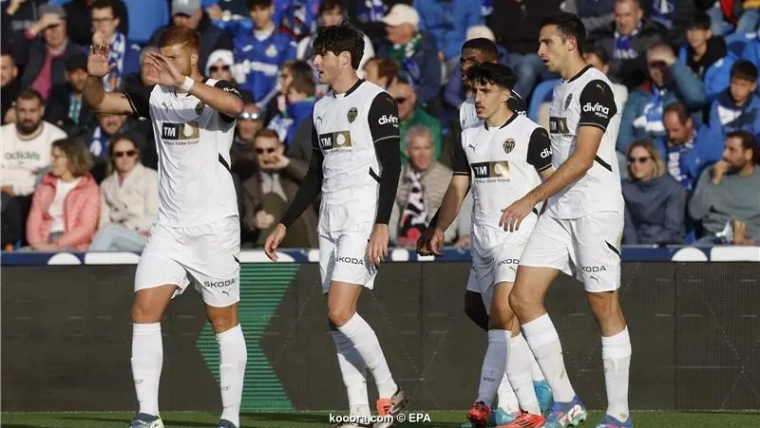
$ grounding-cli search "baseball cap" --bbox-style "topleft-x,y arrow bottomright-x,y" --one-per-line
172,0 -> 201,16
382,4 -> 419,28
39,4 -> 66,19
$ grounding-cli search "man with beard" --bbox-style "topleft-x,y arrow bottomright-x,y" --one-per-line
688,130 -> 760,246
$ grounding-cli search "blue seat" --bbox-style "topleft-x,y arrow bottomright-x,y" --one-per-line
528,79 -> 559,122
725,31 -> 757,59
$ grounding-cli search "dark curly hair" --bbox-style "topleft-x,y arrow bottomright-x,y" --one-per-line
313,23 -> 364,70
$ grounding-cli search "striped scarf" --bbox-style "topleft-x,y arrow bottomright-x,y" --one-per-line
398,168 -> 429,242
103,32 -> 126,92
356,0 -> 385,23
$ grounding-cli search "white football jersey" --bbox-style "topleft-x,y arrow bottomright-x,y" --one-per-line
547,65 -> 624,219
125,78 -> 241,227
312,80 -> 399,208
452,113 -> 552,251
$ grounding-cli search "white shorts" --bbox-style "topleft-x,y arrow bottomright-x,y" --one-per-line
318,203 -> 377,294
520,211 -> 623,293
472,241 -> 524,314
134,216 -> 241,307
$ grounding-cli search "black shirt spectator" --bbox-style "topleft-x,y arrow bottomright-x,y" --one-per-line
45,54 -> 98,137
63,0 -> 129,48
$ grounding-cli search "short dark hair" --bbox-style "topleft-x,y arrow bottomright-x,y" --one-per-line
663,101 -> 690,125
466,62 -> 517,91
540,12 -> 586,54
731,60 -> 758,83
462,38 -> 499,59
92,0 -> 116,14
16,88 -> 44,105
727,130 -> 758,153
159,26 -> 200,53
318,0 -> 343,15
254,128 -> 281,142
1,46 -> 14,62
247,0 -> 272,10
687,12 -> 711,30
584,41 -> 609,65
313,23 -> 364,70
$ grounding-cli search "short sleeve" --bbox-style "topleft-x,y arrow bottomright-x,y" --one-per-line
214,79 -> 243,123
526,127 -> 553,171
578,79 -> 617,131
123,85 -> 153,118
367,92 -> 401,144
452,132 -> 470,175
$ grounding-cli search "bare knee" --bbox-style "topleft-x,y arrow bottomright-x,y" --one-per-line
327,305 -> 356,328
206,304 -> 239,334
131,287 -> 175,323
587,290 -> 626,335
508,288 -> 532,319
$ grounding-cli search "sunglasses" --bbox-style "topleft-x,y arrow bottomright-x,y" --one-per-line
238,111 -> 261,120
255,147 -> 276,154
114,150 -> 137,158
628,156 -> 650,164
210,65 -> 230,72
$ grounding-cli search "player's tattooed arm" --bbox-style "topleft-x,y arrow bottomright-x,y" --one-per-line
278,128 -> 324,228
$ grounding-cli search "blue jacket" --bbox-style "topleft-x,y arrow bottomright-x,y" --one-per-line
267,98 -> 315,147
742,37 -> 760,71
678,45 -> 734,104
617,60 -> 706,153
414,0 -> 482,61
227,24 -> 297,105
622,175 -> 686,245
706,90 -> 760,138
377,32 -> 442,106
655,126 -> 725,194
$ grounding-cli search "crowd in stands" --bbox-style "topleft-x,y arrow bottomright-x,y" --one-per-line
2,0 -> 760,253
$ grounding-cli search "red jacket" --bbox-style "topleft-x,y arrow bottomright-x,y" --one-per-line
26,173 -> 100,251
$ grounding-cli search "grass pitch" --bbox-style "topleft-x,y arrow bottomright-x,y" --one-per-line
2,411 -> 760,428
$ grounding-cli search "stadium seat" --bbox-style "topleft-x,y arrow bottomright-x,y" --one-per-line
725,31 -> 757,59
528,79 -> 559,122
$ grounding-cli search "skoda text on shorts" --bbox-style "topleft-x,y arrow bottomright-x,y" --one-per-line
83,25 -> 247,428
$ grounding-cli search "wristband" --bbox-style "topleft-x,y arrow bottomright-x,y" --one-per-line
181,76 -> 195,92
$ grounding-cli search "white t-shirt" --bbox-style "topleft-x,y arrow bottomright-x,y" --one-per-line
124,78 -> 242,228
49,178 -> 80,234
547,65 -> 624,219
1,122 -> 67,196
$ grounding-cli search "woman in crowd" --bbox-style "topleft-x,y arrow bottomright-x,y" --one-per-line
89,132 -> 157,252
25,138 -> 100,251
622,139 -> 686,245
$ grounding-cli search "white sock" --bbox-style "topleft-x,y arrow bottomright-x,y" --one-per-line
216,325 -> 247,427
602,328 -> 632,422
530,350 -> 546,382
522,314 -> 576,403
475,329 -> 511,407
332,330 -> 371,420
497,373 -> 520,414
131,323 -> 163,417
337,313 -> 398,399
507,334 -> 541,415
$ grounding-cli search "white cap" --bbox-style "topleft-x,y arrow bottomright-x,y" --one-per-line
466,25 -> 495,42
206,49 -> 235,74
382,4 -> 420,28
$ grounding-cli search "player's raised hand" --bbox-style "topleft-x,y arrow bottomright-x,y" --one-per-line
264,223 -> 287,262
142,52 -> 185,88
500,196 -> 535,232
87,43 -> 115,78
427,228 -> 446,257
367,224 -> 390,267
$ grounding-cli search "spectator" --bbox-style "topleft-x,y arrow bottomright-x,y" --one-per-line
487,0 -> 560,100
415,0 -> 482,80
89,133 -> 158,252
688,130 -> 760,245
25,137 -> 100,252
1,0 -> 46,64
205,49 -> 236,82
231,101 -> 265,182
389,125 -> 471,247
561,0 -> 616,33
263,60 -> 313,125
1,89 -> 68,199
278,0 -> 321,41
1,48 -> 20,124
617,41 -> 706,154
63,0 -> 129,48
297,0 -> 375,78
91,0 -> 133,92
591,0 -> 666,89
363,57 -> 400,90
241,129 -> 317,247
622,139 -> 686,245
2,191 -> 24,250
656,102 -> 707,193
148,0 -> 233,75
45,54 -> 98,136
679,11 -> 734,103
267,66 -> 316,147
646,0 -> 716,48
377,4 -> 442,108
84,113 -> 130,182
388,76 -> 443,164
230,0 -> 297,108
705,60 -> 760,139
19,4 -> 83,100
584,42 -> 630,114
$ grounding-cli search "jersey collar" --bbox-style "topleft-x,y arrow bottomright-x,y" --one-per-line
567,64 -> 593,83
333,78 -> 365,98
484,111 -> 518,130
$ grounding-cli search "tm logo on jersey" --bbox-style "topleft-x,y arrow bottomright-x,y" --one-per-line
319,131 -> 353,151
583,102 -> 611,120
471,161 -> 510,180
161,122 -> 200,141
549,117 -> 570,135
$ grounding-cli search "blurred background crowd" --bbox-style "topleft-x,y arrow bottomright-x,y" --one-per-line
2,0 -> 760,253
